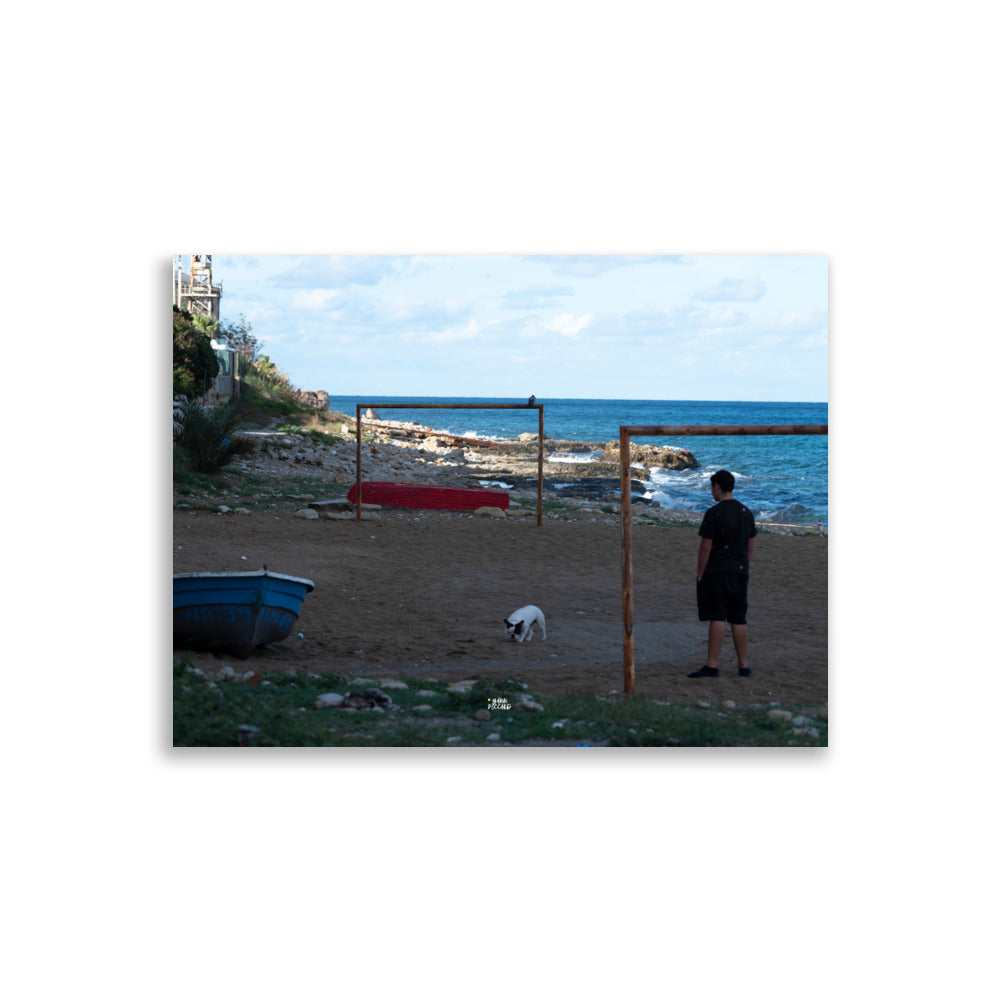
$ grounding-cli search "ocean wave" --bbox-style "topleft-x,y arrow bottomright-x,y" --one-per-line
548,450 -> 604,463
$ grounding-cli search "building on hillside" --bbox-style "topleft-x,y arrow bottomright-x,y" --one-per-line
174,254 -> 242,403
173,254 -> 222,320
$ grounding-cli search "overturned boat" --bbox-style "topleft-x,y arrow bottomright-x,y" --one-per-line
173,569 -> 315,658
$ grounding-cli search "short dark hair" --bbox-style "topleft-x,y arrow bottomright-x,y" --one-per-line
711,469 -> 736,493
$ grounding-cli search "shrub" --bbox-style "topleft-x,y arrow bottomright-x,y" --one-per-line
241,353 -> 297,409
175,399 -> 258,473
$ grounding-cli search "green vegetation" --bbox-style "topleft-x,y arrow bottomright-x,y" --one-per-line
173,306 -> 219,398
174,399 -> 258,474
240,354 -> 298,412
173,657 -> 827,748
173,466 -> 348,510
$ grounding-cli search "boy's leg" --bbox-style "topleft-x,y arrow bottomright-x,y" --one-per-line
706,620 -> 726,668
732,623 -> 749,671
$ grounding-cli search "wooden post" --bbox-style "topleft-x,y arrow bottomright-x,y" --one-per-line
620,428 -> 635,694
537,405 -> 544,527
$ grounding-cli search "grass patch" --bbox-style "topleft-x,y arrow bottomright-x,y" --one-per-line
173,657 -> 828,748
174,465 -> 350,512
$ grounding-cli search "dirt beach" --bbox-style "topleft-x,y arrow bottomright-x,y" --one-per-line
172,504 -> 828,706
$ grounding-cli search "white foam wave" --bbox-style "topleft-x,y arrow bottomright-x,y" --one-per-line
548,451 -> 603,463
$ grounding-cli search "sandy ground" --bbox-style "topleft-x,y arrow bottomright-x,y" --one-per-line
172,506 -> 828,705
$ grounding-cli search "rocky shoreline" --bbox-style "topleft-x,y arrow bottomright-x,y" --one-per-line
194,406 -> 825,534
232,411 -> 690,505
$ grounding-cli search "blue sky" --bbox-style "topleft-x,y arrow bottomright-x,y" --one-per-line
206,254 -> 827,402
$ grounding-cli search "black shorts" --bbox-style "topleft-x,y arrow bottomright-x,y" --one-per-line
697,570 -> 749,625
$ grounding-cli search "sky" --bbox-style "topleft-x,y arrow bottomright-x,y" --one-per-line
204,254 -> 827,402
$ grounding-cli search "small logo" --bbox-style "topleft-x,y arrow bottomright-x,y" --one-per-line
487,697 -> 511,711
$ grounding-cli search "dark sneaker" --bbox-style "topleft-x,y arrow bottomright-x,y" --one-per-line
687,665 -> 719,678
738,667 -> 753,677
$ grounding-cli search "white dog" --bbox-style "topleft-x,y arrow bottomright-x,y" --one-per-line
504,605 -> 546,643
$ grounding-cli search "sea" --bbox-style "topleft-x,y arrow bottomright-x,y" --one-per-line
325,396 -> 829,528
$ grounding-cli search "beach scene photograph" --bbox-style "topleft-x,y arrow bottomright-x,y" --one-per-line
15,2 -> 995,995
172,253 -> 828,746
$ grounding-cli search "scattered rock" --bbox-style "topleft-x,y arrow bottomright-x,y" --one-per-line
343,693 -> 376,710
378,680 -> 409,690
513,693 -> 544,712
361,687 -> 393,708
486,733 -> 501,742
474,709 -> 491,721
767,709 -> 793,723
414,704 -> 434,713
474,506 -> 506,518
448,680 -> 477,693
315,693 -> 345,708
295,508 -> 319,519
236,724 -> 262,746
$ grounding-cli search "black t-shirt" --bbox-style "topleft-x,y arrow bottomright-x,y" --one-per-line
699,498 -> 757,573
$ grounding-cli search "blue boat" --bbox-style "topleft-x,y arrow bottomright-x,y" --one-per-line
173,569 -> 316,658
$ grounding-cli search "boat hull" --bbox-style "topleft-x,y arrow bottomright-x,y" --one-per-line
347,481 -> 509,512
173,570 -> 315,659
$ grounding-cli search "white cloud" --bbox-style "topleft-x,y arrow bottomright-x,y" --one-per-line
547,313 -> 592,337
693,276 -> 767,302
289,288 -> 341,310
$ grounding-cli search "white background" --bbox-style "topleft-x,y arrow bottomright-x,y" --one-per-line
4,1 -> 995,997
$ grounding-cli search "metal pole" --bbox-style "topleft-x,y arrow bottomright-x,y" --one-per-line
620,428 -> 635,694
355,405 -> 363,522
537,405 -> 544,527
620,424 -> 828,436
354,402 -> 546,526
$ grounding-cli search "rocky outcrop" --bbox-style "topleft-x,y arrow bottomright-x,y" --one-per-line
291,389 -> 330,410
601,441 -> 699,470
